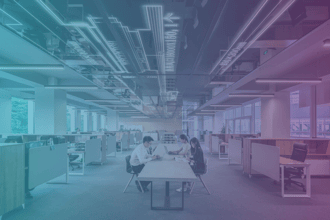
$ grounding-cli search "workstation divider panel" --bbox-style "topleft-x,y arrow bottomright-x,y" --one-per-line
228,139 -> 243,165
251,143 -> 280,181
85,139 -> 102,165
28,143 -> 68,190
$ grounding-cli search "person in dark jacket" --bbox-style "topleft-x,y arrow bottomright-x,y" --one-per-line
176,137 -> 205,192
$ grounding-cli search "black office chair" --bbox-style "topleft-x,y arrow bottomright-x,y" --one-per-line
123,155 -> 144,193
284,143 -> 308,192
69,154 -> 80,171
190,157 -> 211,195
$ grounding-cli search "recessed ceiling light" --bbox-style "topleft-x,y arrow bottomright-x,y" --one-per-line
228,93 -> 274,98
0,64 -> 64,70
44,86 -> 98,90
255,78 -> 322,84
210,81 -> 234,85
210,104 -> 241,107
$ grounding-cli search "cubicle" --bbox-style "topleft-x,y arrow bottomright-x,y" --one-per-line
228,138 -> 243,165
106,134 -> 116,156
26,142 -> 68,191
0,143 -> 25,219
84,138 -> 102,165
243,138 -> 330,176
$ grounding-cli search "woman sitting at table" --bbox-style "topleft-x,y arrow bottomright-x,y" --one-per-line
176,137 -> 205,192
168,134 -> 190,157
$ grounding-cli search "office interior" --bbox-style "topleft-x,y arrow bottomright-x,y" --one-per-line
1,0 -> 330,219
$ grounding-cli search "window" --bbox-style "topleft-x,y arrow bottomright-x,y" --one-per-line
290,90 -> 310,137
235,107 -> 241,118
255,102 -> 261,134
235,119 -> 240,134
227,120 -> 234,134
244,104 -> 252,116
11,97 -> 28,134
93,113 -> 98,131
241,118 -> 251,134
317,104 -> 330,138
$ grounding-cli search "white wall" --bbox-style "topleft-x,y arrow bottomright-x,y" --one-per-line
119,117 -> 182,132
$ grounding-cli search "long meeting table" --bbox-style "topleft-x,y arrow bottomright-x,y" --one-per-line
138,144 -> 197,210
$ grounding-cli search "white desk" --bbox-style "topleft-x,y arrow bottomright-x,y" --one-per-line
280,157 -> 311,198
138,144 -> 197,210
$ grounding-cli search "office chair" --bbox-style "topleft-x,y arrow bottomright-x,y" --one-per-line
190,157 -> 211,195
69,154 -> 80,171
123,155 -> 144,193
284,143 -> 308,192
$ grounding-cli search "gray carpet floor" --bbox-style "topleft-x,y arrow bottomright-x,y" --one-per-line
3,146 -> 330,220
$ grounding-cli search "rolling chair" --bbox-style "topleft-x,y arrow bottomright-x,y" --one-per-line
69,154 -> 80,171
190,157 -> 211,195
123,155 -> 144,193
283,143 -> 308,192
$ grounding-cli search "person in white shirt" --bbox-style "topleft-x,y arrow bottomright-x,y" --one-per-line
130,136 -> 159,192
168,134 -> 190,157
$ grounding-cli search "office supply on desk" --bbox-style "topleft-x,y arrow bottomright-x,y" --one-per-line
123,155 -> 145,193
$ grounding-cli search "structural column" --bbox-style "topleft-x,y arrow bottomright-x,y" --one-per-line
34,88 -> 67,134
75,109 -> 81,131
0,90 -> 12,133
106,110 -> 119,131
97,114 -> 101,131
261,92 -> 290,138
87,111 -> 93,131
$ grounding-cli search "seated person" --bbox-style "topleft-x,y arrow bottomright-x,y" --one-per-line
176,137 -> 205,192
130,136 -> 159,192
168,134 -> 190,157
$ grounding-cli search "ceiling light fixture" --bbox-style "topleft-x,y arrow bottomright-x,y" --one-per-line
196,113 -> 215,115
131,116 -> 149,119
323,39 -> 330,47
210,81 -> 234,85
228,93 -> 274,98
85,99 -> 122,102
44,86 -> 98,90
201,110 -> 222,112
0,64 -> 64,70
210,104 -> 241,107
255,78 -> 322,84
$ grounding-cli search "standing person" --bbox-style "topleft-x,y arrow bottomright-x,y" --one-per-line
130,136 -> 159,192
168,134 -> 190,158
176,137 -> 205,192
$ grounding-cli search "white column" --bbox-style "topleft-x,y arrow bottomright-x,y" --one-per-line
261,92 -> 290,138
87,112 -> 93,131
0,90 -> 12,133
106,110 -> 119,131
75,110 -> 81,131
97,114 -> 101,131
28,100 -> 34,134
35,88 -> 67,134
310,85 -> 317,138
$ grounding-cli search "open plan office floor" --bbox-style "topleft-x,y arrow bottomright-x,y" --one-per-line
3,145 -> 330,220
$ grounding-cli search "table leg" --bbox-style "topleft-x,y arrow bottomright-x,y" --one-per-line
164,181 -> 170,208
281,165 -> 285,197
306,166 -> 311,198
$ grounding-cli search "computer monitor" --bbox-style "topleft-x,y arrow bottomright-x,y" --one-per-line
5,136 -> 23,143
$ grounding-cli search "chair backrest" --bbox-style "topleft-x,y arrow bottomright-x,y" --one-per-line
125,155 -> 133,173
200,157 -> 208,175
290,143 -> 308,162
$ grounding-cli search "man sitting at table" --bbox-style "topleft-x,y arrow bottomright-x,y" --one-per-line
168,134 -> 191,157
130,136 -> 159,192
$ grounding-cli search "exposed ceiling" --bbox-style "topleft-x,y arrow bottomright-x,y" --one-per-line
0,0 -> 329,118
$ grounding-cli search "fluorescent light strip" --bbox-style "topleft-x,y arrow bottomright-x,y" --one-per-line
228,94 -> 274,98
0,9 -> 23,26
201,110 -> 220,112
210,81 -> 234,85
196,113 -> 215,115
255,78 -> 322,84
210,104 -> 241,107
85,99 -> 122,102
131,116 -> 149,118
45,86 -> 98,90
0,64 -> 64,70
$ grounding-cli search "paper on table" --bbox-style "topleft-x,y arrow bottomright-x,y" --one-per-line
175,157 -> 189,163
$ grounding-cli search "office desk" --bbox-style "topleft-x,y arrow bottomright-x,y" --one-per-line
280,157 -> 311,198
251,143 -> 311,198
138,144 -> 197,210
68,149 -> 85,176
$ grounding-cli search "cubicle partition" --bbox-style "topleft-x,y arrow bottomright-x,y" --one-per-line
85,139 -> 102,165
243,138 -> 330,176
106,134 -> 116,156
129,133 -> 135,147
228,138 -> 243,165
27,143 -> 68,190
0,143 -> 25,219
